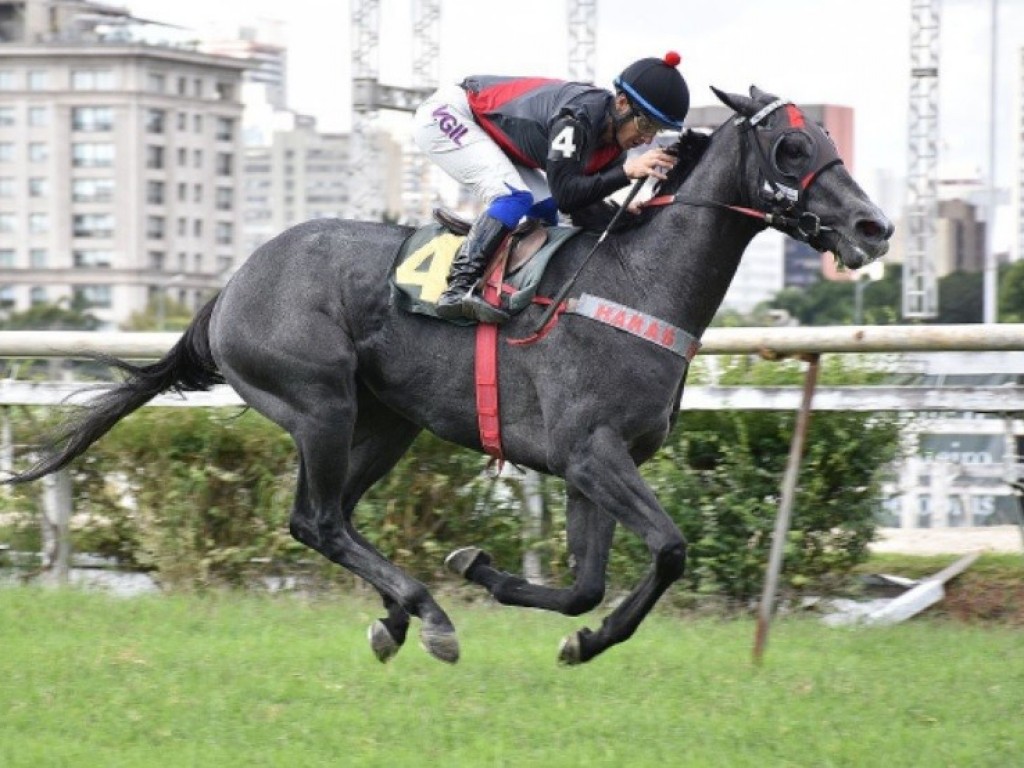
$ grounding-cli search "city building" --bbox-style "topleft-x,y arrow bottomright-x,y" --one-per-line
0,0 -> 245,327
242,116 -> 405,255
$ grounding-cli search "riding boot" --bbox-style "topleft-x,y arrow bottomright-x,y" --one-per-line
436,213 -> 512,324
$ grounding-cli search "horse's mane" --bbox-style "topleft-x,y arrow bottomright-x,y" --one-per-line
652,129 -> 714,198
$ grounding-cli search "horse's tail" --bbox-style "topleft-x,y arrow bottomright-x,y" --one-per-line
6,294 -> 224,485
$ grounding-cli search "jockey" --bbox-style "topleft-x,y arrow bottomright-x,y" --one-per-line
413,51 -> 690,323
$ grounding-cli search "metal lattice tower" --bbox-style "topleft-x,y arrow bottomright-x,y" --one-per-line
350,0 -> 382,222
407,0 -> 442,223
567,0 -> 597,82
903,0 -> 940,319
350,0 -> 440,222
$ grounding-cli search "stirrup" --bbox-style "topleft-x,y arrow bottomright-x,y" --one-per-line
462,293 -> 510,325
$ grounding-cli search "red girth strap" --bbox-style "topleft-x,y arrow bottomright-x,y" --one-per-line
474,246 -> 510,465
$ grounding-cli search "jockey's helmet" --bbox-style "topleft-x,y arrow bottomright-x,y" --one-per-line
614,51 -> 689,131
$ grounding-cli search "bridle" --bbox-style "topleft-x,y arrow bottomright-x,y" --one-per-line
644,99 -> 844,251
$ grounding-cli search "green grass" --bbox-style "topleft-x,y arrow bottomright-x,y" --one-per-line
1,588 -> 1021,768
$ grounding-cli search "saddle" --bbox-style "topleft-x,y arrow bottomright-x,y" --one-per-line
390,209 -> 581,325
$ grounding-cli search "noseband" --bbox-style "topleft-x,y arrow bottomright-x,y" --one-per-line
645,99 -> 844,250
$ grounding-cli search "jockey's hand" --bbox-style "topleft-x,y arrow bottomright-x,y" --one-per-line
623,148 -> 678,182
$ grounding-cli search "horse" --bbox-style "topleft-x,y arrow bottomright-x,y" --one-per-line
9,86 -> 892,666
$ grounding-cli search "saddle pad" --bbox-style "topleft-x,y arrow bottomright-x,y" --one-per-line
390,222 -> 580,323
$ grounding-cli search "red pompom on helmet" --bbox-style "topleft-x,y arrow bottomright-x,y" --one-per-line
614,51 -> 689,130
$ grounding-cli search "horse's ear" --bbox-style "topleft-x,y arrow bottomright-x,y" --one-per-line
749,85 -> 779,103
711,85 -> 757,117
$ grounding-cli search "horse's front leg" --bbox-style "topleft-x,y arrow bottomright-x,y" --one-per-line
446,484 -> 616,615
556,425 -> 687,665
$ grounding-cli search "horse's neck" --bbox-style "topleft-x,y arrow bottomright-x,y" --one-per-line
625,139 -> 761,338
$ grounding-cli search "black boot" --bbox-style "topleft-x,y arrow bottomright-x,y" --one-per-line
436,213 -> 512,324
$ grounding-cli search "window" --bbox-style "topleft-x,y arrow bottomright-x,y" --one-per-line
0,249 -> 14,267
29,248 -> 46,268
177,77 -> 187,96
71,70 -> 116,90
72,213 -> 114,239
0,143 -> 12,162
0,213 -> 16,233
193,114 -> 203,133
193,149 -> 203,169
28,143 -> 47,162
215,187 -> 233,211
146,72 -> 166,93
73,285 -> 112,308
177,112 -> 187,131
0,107 -> 14,126
28,177 -> 47,198
27,71 -> 48,90
193,78 -> 203,98
0,71 -> 16,90
215,117 -> 235,142
146,216 -> 165,239
193,219 -> 203,237
148,251 -> 165,271
72,143 -> 114,167
146,108 -> 165,134
27,106 -> 47,127
73,250 -> 113,268
214,81 -> 235,101
0,178 -> 13,197
30,286 -> 47,305
72,178 -> 114,203
215,152 -> 233,176
177,217 -> 187,237
177,147 -> 187,167
28,213 -> 48,234
177,182 -> 187,202
193,184 -> 203,203
0,285 -> 14,308
72,106 -> 113,132
146,180 -> 165,205
146,145 -> 164,169
215,222 -> 233,245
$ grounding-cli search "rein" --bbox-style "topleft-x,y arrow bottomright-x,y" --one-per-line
642,99 -> 844,247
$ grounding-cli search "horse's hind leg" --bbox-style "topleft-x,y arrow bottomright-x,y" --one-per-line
447,484 -> 616,616
217,330 -> 458,663
344,383 -> 422,662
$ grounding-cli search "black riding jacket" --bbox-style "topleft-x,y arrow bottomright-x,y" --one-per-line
460,75 -> 630,212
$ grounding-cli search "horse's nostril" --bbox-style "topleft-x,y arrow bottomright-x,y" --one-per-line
856,218 -> 893,241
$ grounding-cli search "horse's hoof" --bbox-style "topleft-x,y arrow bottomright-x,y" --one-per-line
367,620 -> 401,664
557,631 -> 585,666
420,626 -> 460,664
444,546 -> 491,578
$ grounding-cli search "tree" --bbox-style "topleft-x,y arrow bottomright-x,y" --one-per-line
0,301 -> 99,331
998,261 -> 1024,323
124,297 -> 198,332
936,271 -> 982,324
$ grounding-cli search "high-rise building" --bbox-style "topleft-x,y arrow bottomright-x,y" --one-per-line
0,0 -> 245,327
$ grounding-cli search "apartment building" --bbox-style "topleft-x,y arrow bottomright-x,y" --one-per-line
0,3 -> 245,327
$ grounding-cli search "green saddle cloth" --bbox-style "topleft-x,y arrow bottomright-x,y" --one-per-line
390,223 -> 581,324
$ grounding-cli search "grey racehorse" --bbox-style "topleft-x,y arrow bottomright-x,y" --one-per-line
9,87 -> 892,665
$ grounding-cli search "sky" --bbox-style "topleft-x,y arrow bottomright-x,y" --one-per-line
125,0 -> 1024,249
